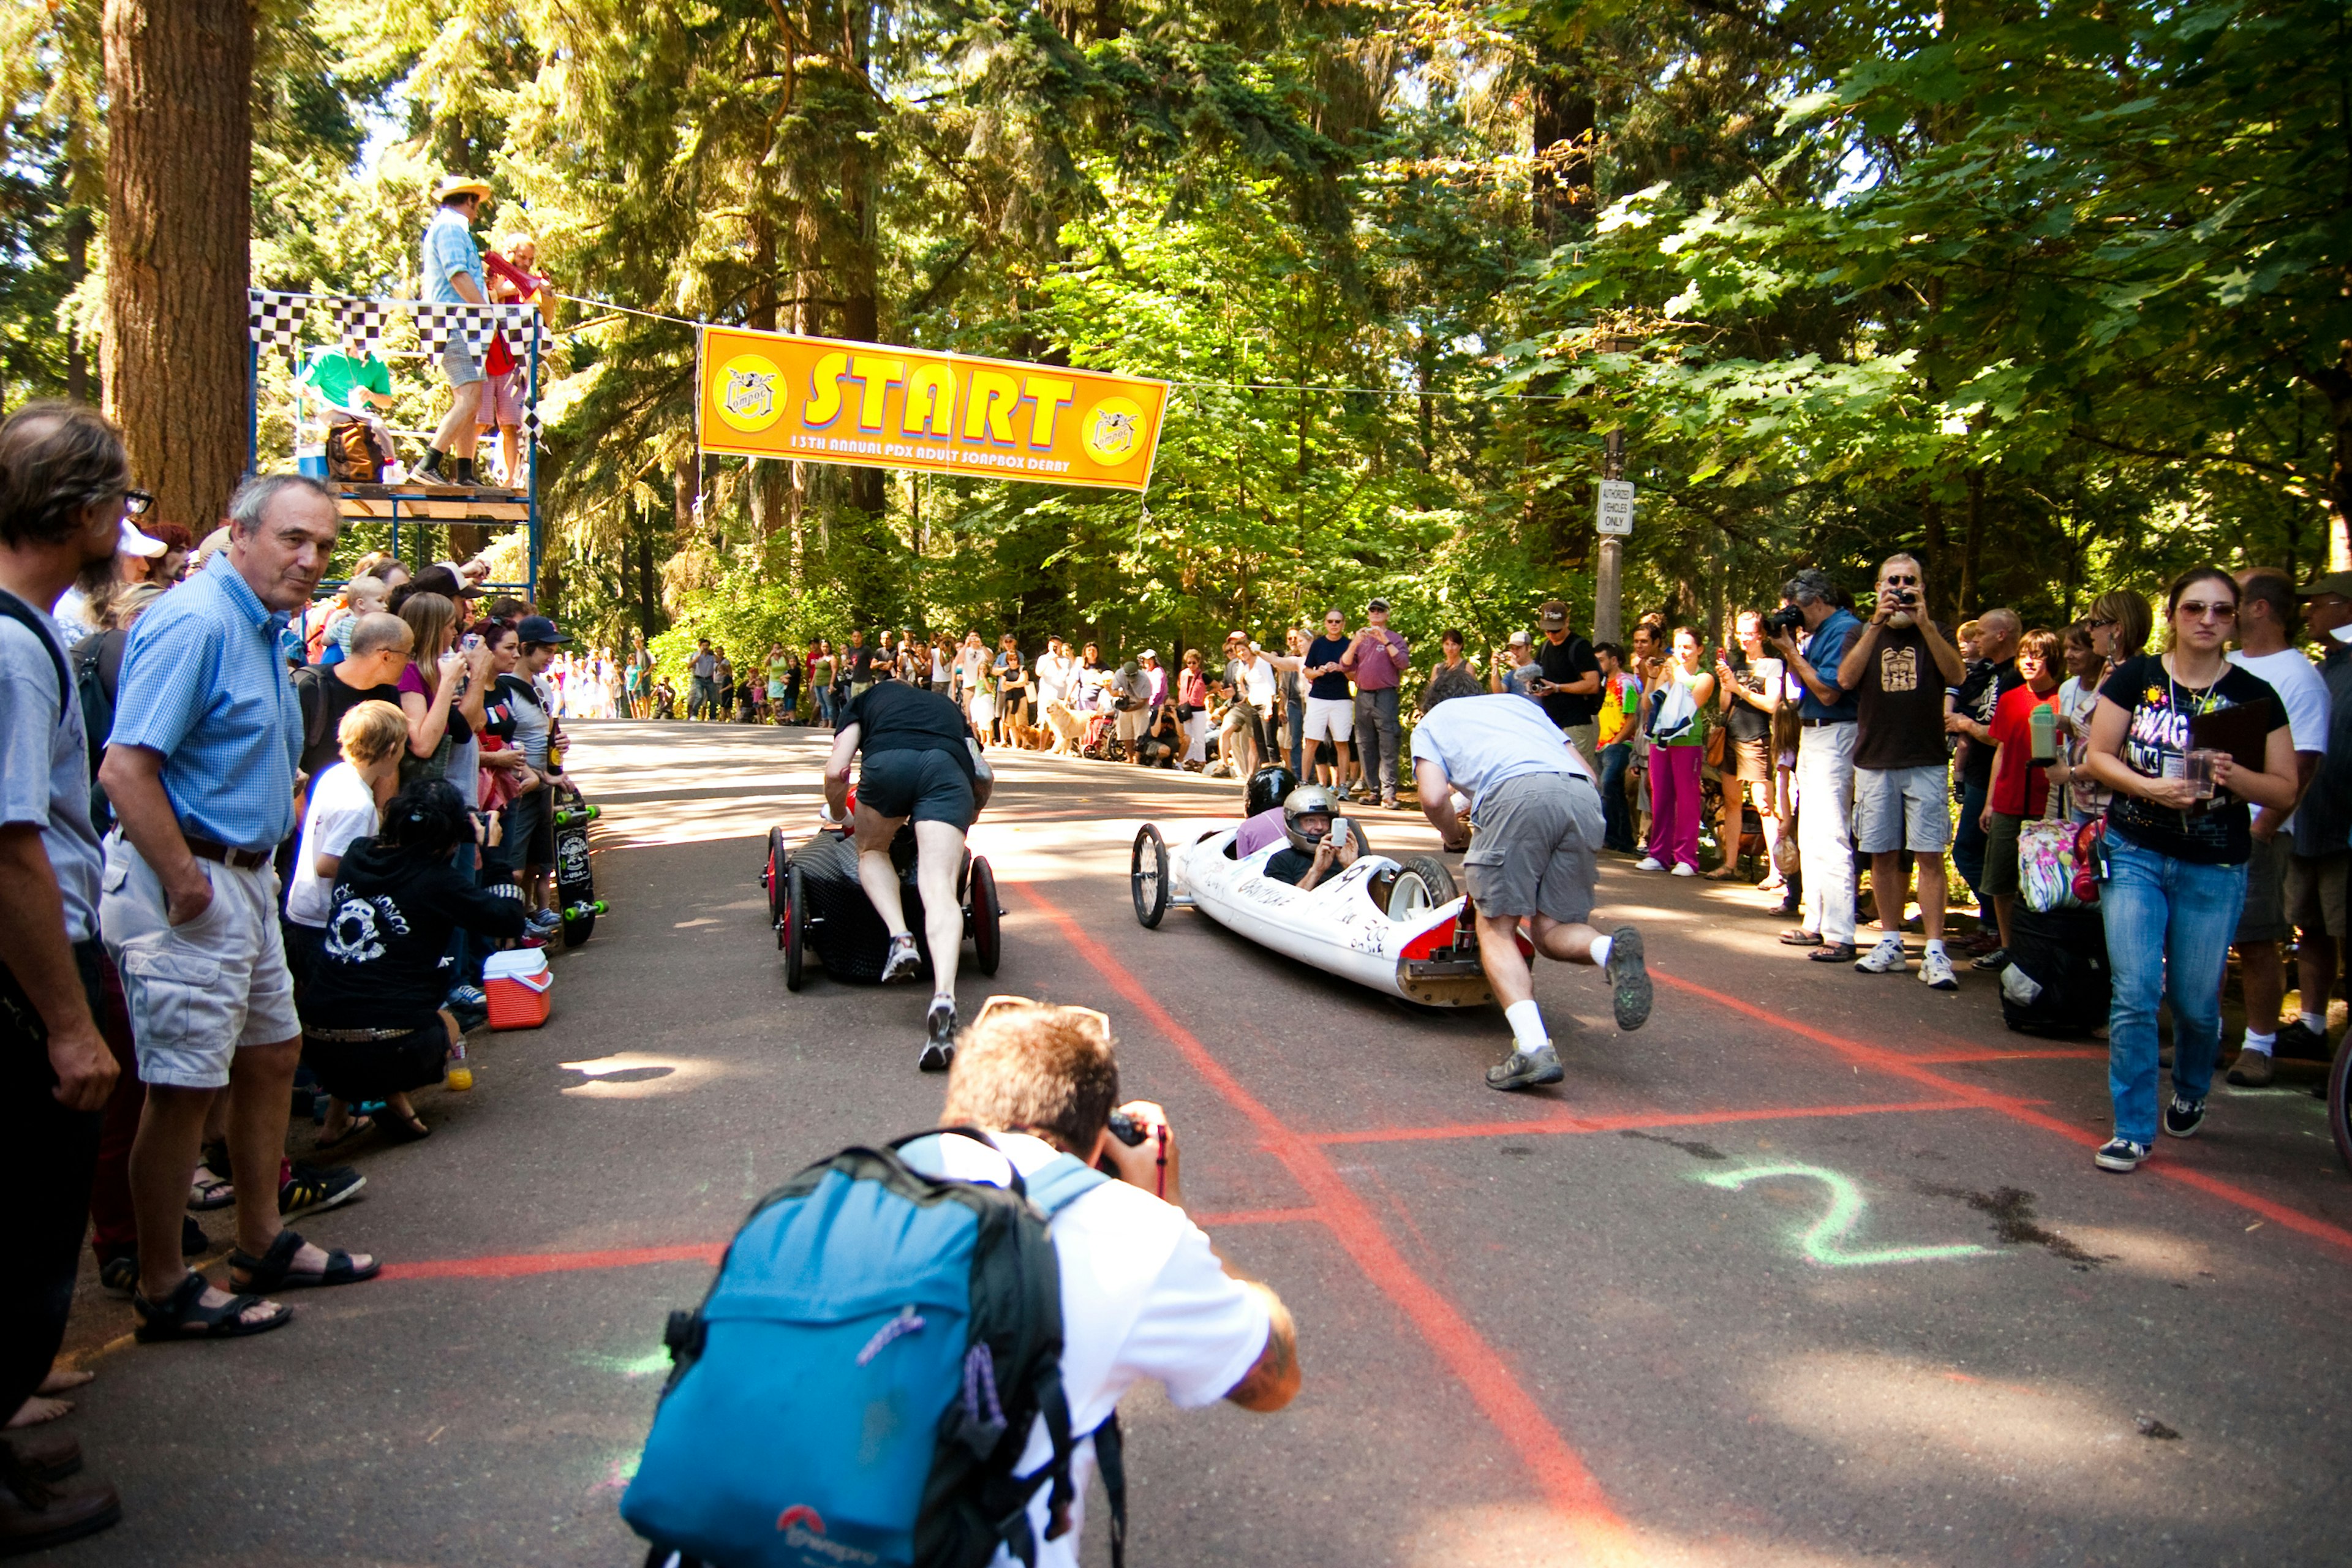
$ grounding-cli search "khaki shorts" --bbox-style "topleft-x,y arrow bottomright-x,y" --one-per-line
100,837 -> 301,1090
1303,695 -> 1354,744
1463,771 -> 1602,924
2286,850 -> 2351,939
2234,832 -> 2293,944
1983,811 -> 2024,899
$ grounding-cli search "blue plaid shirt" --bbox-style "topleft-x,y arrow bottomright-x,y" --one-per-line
111,556 -> 301,852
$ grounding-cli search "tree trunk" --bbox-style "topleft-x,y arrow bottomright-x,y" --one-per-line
1529,42 -> 1595,243
1958,468 -> 1987,617
64,208 -> 93,403
102,0 -> 252,530
636,529 -> 658,637
673,450 -> 698,538
1921,491 -> 1948,625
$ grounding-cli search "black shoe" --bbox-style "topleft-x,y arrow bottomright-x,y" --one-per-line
414,447 -> 449,483
281,1161 -> 366,1220
182,1214 -> 208,1257
1486,1044 -> 1564,1091
2162,1093 -> 2206,1139
1605,926 -> 1651,1031
919,998 -> 957,1072
453,456 -> 477,486
1969,946 -> 2008,971
2272,1019 -> 2331,1060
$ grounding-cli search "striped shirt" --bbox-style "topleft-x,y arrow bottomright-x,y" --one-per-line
111,556 -> 301,853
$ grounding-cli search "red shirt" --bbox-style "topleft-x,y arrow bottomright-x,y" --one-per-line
1988,681 -> 2062,817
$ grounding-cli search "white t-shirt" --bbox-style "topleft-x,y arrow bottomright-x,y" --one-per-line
1035,652 -> 1075,707
1409,692 -> 1594,809
288,761 -> 379,927
2229,646 -> 2330,829
1242,655 -> 1278,708
898,1132 -> 1271,1568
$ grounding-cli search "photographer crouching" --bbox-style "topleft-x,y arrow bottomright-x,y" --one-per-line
897,997 -> 1300,1563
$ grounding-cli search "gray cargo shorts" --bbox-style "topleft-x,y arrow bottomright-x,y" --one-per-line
1463,771 -> 1604,924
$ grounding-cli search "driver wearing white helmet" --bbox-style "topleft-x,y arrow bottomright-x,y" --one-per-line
1261,785 -> 1361,891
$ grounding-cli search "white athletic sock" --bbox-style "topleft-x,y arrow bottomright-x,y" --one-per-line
2301,1010 -> 2327,1034
1504,999 -> 1548,1053
2241,1030 -> 2275,1057
1588,934 -> 1613,969
1924,938 -> 1947,957
931,990 -> 953,1009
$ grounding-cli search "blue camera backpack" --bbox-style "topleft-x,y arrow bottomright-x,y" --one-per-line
622,1132 -> 1124,1568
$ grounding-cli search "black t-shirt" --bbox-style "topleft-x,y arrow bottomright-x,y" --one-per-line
846,680 -> 975,782
300,837 -> 529,1031
1264,846 -> 1313,886
1852,625 -> 1950,772
2098,653 -> 2285,865
847,644 -> 878,683
1305,636 -> 1352,701
1954,657 -> 2019,788
1720,651 -> 1771,744
1535,634 -> 1602,726
299,668 -> 404,778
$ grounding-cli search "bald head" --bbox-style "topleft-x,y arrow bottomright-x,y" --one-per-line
1976,608 -> 2021,660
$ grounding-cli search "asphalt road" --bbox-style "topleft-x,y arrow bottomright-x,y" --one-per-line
47,718 -> 2352,1566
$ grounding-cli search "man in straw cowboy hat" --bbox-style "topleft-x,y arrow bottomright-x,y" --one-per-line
415,177 -> 496,488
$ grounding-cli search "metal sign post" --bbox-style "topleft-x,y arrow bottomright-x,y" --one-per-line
1593,434 -> 1629,644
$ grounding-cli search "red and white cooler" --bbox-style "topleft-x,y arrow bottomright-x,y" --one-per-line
484,949 -> 554,1030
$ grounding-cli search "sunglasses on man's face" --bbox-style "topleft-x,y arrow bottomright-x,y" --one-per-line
121,489 -> 154,517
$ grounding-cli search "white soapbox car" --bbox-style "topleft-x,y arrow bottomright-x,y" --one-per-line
1128,820 -> 1497,1008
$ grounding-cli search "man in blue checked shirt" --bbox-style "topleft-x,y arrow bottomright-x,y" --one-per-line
98,473 -> 383,1343
413,176 -> 496,488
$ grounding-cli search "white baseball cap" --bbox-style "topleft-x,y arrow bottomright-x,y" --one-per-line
118,519 -> 167,558
1139,648 -> 1158,660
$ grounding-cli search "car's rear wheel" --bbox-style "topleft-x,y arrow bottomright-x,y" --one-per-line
970,857 -> 1001,976
783,863 -> 807,991
764,826 -> 788,930
1132,825 -> 1169,928
1387,854 -> 1458,920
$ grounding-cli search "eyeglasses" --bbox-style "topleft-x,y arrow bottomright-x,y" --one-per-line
2085,616 -> 2114,630
1324,616 -> 1344,624
121,489 -> 154,517
972,994 -> 1112,1039
1882,573 -> 1918,586
2177,601 -> 2237,621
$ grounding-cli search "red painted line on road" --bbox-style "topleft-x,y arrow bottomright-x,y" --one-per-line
1011,881 -> 1642,1564
379,1242 -> 724,1282
1315,1098 -> 1973,1147
1193,1205 -> 1323,1227
1653,967 -> 2352,1257
1906,1046 -> 2107,1064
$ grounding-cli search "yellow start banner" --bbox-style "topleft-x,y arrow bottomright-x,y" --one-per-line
697,325 -> 1169,492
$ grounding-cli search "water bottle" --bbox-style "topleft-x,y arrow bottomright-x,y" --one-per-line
2029,702 -> 2057,763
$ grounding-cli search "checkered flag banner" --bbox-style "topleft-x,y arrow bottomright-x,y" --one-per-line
246,290 -> 307,361
412,301 -> 543,361
333,297 -> 390,355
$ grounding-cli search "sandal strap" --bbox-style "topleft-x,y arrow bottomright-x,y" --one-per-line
136,1269 -> 209,1322
229,1229 -> 306,1289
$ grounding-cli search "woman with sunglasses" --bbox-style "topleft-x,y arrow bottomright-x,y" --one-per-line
2081,567 -> 2297,1172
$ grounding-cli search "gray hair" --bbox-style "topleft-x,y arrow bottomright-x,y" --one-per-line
1782,568 -> 1837,606
227,472 -> 334,536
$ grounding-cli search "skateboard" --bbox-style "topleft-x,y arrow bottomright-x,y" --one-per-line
552,779 -> 605,946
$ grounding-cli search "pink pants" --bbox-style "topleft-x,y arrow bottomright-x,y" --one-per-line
1647,744 -> 1705,869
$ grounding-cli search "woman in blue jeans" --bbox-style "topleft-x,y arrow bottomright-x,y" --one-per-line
2081,567 -> 2296,1172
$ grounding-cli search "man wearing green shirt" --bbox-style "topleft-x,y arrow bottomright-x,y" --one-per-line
304,348 -> 398,474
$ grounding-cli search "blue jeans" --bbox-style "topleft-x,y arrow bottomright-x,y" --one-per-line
815,685 -> 837,726
2103,835 -> 2248,1145
1598,742 -> 1635,851
1952,776 -> 1989,903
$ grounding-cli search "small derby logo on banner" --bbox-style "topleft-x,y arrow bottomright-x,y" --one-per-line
716,354 -> 786,433
1082,396 -> 1146,466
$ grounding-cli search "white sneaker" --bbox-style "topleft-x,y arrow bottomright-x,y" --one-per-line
1918,948 -> 1959,991
1635,856 -> 1665,872
1853,936 -> 1909,974
1670,863 -> 1697,877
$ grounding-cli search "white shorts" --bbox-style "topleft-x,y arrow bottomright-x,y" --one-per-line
101,837 -> 301,1089
1303,695 -> 1355,744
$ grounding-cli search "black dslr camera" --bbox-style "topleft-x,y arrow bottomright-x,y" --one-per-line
1765,604 -> 1806,637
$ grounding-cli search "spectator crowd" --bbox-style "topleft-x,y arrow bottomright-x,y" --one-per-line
6,389 -> 2351,1548
2,401 -> 608,1548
